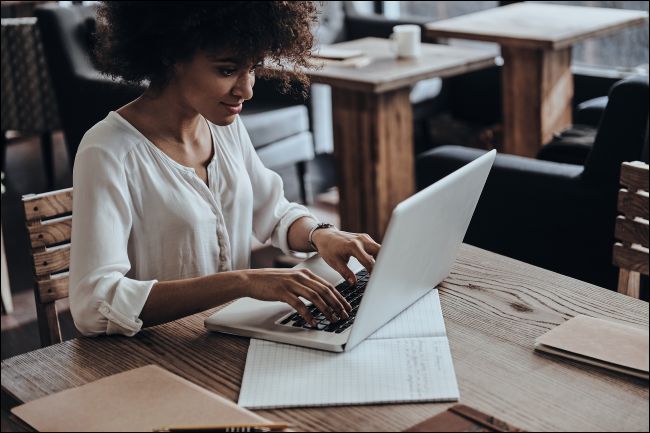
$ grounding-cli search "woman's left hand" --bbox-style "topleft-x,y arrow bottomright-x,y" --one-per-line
311,228 -> 381,285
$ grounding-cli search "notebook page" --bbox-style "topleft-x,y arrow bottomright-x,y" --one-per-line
238,337 -> 459,409
368,289 -> 446,340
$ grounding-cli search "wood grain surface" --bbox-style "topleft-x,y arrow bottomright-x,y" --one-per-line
22,189 -> 72,222
2,245 -> 648,432
424,3 -> 648,50
305,37 -> 496,93
331,87 -> 414,240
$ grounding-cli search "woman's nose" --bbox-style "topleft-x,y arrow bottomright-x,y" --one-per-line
232,73 -> 254,101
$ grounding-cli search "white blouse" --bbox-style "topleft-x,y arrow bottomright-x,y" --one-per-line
69,111 -> 313,337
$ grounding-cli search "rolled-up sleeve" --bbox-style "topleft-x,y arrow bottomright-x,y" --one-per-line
235,117 -> 314,255
69,145 -> 157,337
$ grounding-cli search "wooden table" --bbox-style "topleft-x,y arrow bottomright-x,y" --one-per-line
305,37 -> 496,240
425,3 -> 649,157
2,245 -> 648,431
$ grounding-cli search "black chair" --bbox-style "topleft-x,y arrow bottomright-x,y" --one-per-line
416,76 -> 649,293
34,4 -> 315,203
536,95 -> 610,166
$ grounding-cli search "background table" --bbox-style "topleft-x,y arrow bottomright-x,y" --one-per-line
2,244 -> 648,431
425,3 -> 649,157
306,37 -> 496,240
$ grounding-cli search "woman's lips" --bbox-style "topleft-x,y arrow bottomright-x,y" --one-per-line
222,102 -> 242,115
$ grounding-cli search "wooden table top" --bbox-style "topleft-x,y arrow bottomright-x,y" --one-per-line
2,244 -> 648,432
304,37 -> 496,93
425,3 -> 649,50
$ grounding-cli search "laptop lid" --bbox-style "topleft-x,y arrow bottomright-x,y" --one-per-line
345,150 -> 496,350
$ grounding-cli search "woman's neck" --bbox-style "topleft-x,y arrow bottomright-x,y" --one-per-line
120,85 -> 204,147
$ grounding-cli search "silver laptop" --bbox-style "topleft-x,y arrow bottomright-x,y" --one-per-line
205,150 -> 496,352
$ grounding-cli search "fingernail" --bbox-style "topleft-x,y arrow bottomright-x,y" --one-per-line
348,278 -> 355,284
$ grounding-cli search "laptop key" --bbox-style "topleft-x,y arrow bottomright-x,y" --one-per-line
278,269 -> 368,331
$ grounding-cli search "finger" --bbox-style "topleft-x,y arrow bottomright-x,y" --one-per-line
360,234 -> 381,257
301,274 -> 349,319
332,259 -> 357,286
326,280 -> 353,313
350,241 -> 376,273
294,285 -> 338,322
284,296 -> 316,326
302,271 -> 352,313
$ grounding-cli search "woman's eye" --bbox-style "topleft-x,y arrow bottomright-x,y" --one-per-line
219,68 -> 236,77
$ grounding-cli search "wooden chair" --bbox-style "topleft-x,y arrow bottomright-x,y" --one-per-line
613,162 -> 649,299
22,188 -> 72,346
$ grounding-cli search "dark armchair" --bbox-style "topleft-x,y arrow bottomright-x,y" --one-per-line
35,4 -> 315,203
34,5 -> 141,166
416,76 -> 649,292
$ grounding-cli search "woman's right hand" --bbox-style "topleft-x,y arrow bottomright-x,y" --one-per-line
242,268 -> 351,326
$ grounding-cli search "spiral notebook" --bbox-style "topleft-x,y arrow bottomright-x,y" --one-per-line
238,289 -> 460,409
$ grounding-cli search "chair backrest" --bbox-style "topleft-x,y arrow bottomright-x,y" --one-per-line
34,4 -> 142,166
613,161 -> 649,299
582,76 -> 649,187
1,17 -> 61,134
22,188 -> 73,346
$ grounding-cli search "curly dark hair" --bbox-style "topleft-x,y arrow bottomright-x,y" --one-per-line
93,1 -> 319,96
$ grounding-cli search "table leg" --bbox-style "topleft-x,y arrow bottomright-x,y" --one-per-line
1,222 -> 14,314
501,46 -> 573,157
331,87 -> 414,241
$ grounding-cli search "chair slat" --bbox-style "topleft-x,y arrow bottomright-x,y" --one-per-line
614,216 -> 649,248
32,245 -> 70,277
617,269 -> 640,299
37,274 -> 69,303
35,302 -> 62,346
617,189 -> 649,220
22,188 -> 73,221
620,162 -> 649,192
27,215 -> 72,249
613,243 -> 649,275
22,188 -> 73,347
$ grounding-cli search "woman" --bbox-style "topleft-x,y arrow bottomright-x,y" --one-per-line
69,1 -> 381,337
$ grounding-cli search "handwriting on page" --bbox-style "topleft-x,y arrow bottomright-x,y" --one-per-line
238,337 -> 459,409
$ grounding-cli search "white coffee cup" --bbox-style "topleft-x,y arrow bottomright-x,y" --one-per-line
390,24 -> 421,58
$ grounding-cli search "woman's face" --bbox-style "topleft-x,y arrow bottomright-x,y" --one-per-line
170,50 -> 259,126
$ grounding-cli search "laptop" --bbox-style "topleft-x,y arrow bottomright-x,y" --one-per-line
205,150 -> 496,352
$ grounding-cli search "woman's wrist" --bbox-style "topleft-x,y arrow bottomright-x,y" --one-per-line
310,226 -> 337,251
204,269 -> 253,299
231,269 -> 254,298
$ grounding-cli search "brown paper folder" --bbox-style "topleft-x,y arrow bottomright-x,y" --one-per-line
11,365 -> 271,432
403,404 -> 524,432
534,315 -> 649,379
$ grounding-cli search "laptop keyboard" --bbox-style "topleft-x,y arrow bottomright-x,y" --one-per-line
278,269 -> 369,333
